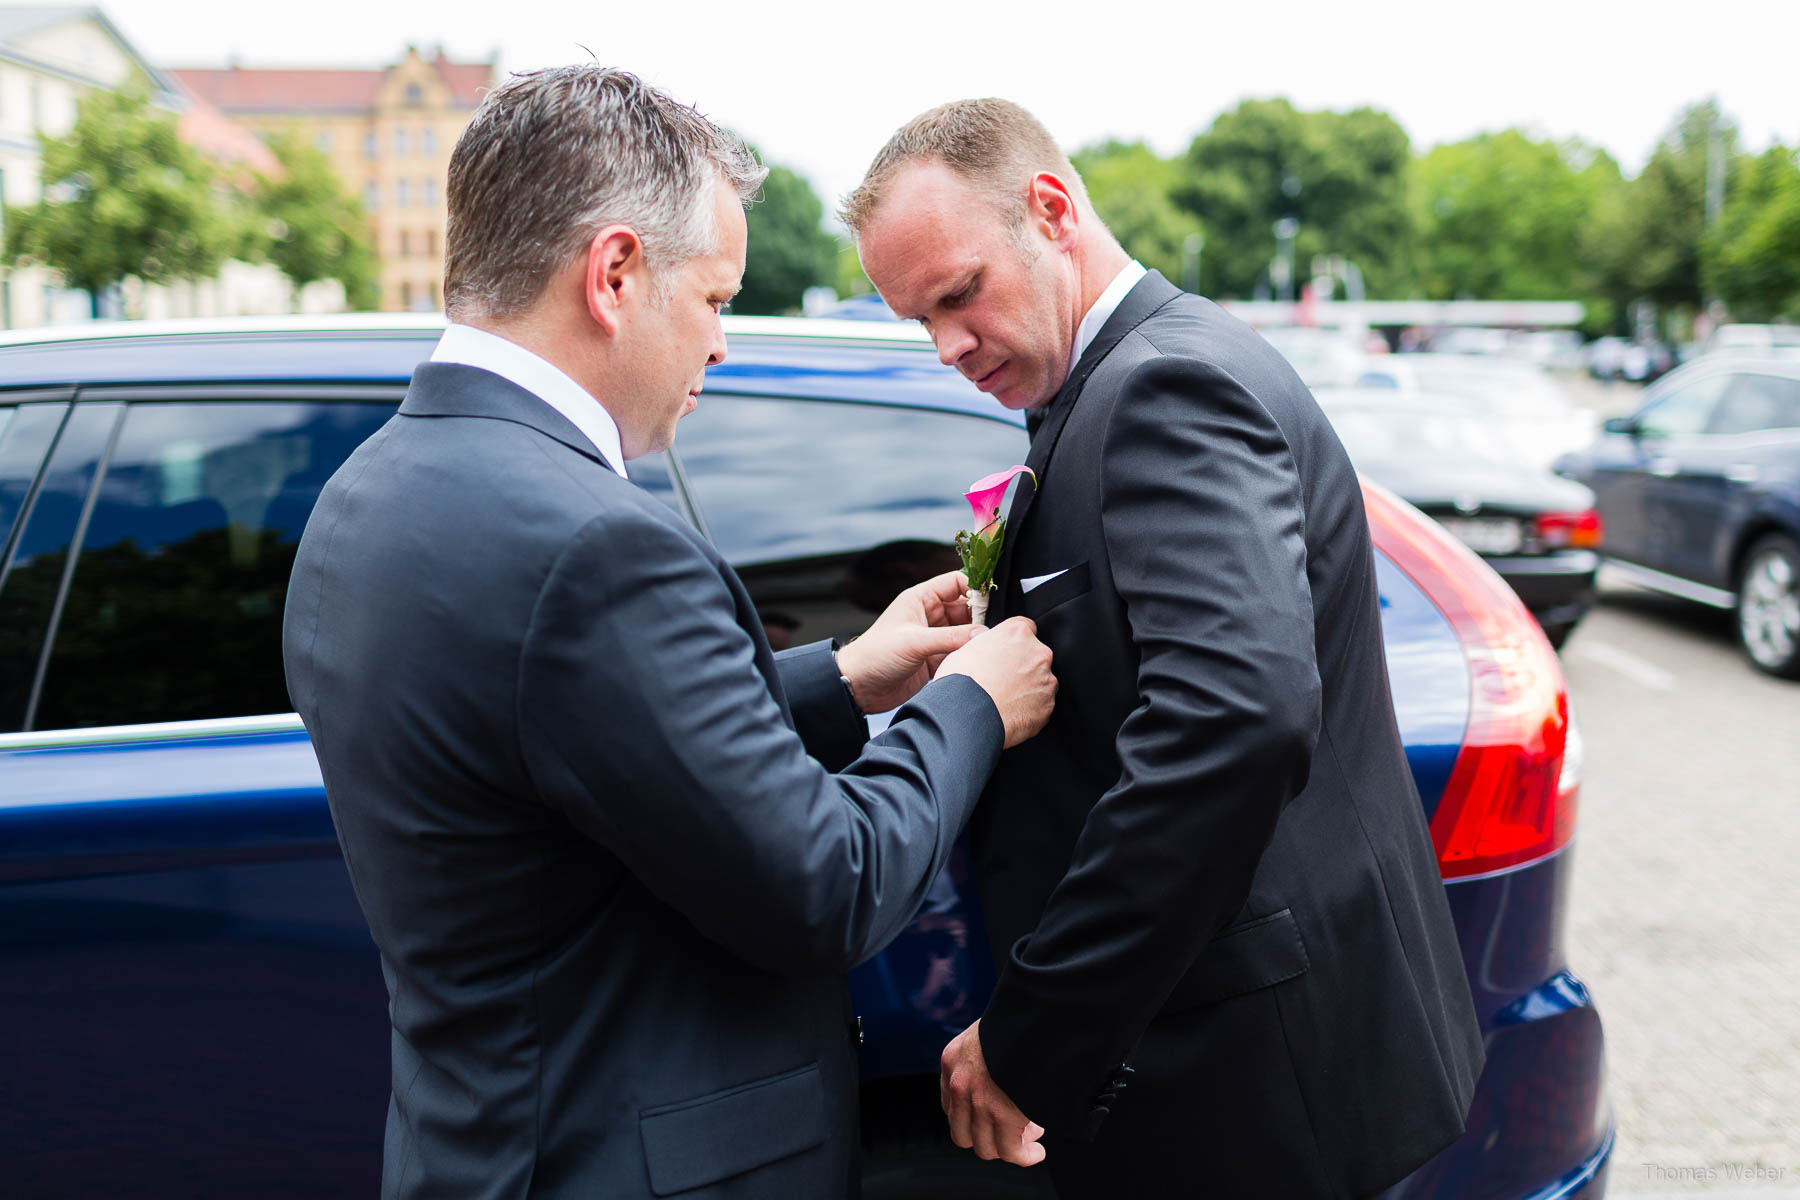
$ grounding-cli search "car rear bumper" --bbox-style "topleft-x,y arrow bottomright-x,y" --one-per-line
1485,550 -> 1599,628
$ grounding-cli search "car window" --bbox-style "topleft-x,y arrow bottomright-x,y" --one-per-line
27,401 -> 396,732
1636,373 -> 1732,437
1705,373 -> 1800,436
0,402 -> 70,554
0,403 -> 124,731
674,396 -> 1028,647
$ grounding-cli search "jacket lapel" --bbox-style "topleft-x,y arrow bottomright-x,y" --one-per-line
401,362 -> 621,474
991,271 -> 1183,616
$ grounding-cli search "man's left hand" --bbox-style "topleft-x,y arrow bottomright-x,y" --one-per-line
940,1019 -> 1046,1167
836,570 -> 979,714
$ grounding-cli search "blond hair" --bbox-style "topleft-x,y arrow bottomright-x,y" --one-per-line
839,98 -> 1087,237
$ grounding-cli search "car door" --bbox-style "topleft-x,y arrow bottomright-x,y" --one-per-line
1602,369 -> 1732,572
669,391 -> 1029,1073
1685,372 -> 1800,587
0,389 -> 404,1197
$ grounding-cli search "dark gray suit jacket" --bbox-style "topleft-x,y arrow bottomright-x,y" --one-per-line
975,273 -> 1484,1198
282,363 -> 1003,1199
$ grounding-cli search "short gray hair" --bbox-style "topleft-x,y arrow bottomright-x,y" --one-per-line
444,66 -> 766,319
840,97 -> 1087,239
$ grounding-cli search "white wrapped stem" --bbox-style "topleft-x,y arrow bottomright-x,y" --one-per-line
967,587 -> 989,628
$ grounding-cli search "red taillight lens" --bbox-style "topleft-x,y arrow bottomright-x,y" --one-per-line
1363,481 -> 1577,880
1536,509 -> 1604,549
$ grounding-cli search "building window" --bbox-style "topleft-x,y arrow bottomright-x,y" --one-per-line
421,127 -> 437,155
422,179 -> 438,207
395,179 -> 410,207
394,127 -> 408,156
364,182 -> 379,210
425,229 -> 438,256
364,130 -> 377,160
315,129 -> 333,153
398,230 -> 411,257
405,83 -> 424,107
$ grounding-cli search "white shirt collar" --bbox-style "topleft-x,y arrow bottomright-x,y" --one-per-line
430,323 -> 629,479
1066,260 -> 1148,382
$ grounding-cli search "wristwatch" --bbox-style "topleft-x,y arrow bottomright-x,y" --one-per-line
830,639 -> 865,719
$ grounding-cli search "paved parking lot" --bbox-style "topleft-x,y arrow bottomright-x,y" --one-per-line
1560,574 -> 1800,1193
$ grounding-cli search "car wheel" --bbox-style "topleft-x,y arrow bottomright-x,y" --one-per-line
1541,622 -> 1573,649
1736,533 -> 1800,679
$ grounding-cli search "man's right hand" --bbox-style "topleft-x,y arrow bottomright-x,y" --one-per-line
936,617 -> 1055,748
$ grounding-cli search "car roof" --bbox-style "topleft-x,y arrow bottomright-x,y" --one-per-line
0,314 -> 1021,425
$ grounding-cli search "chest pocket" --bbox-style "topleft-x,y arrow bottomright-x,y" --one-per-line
1019,559 -> 1091,619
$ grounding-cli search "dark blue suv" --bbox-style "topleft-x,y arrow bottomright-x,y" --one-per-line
0,317 -> 1610,1198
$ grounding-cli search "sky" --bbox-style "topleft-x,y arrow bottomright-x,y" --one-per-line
99,0 -> 1800,222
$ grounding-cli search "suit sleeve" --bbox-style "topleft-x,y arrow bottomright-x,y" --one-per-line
773,639 -> 868,773
978,355 -> 1323,1136
516,508 -> 1004,974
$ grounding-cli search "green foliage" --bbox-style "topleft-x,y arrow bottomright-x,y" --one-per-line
736,157 -> 837,315
1174,99 -> 1414,298
1615,100 -> 1739,314
834,239 -> 873,299
1414,131 -> 1623,301
1706,145 -> 1800,322
3,82 -> 233,311
251,130 -> 379,310
954,523 -> 1005,592
1071,140 -> 1202,285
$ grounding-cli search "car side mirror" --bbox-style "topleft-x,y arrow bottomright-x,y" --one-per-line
1602,416 -> 1638,436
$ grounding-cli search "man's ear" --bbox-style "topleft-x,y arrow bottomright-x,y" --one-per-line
1028,172 -> 1079,250
585,225 -> 646,336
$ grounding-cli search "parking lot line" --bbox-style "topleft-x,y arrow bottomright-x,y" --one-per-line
1569,639 -> 1678,691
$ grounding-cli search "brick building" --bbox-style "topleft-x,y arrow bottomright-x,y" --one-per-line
174,47 -> 494,313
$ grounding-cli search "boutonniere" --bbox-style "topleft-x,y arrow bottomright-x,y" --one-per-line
955,465 -> 1034,627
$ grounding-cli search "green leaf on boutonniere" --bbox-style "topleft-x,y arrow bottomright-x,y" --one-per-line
955,519 -> 1006,592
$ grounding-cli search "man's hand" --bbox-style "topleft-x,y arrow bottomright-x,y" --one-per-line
835,570 -> 980,714
940,1020 -> 1046,1167
935,617 -> 1056,748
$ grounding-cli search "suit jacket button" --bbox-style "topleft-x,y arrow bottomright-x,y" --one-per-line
849,1015 -> 864,1046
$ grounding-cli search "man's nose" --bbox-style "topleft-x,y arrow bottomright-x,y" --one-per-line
935,323 -> 975,369
709,317 -> 728,366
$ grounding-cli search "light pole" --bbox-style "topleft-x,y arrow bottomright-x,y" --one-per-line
1272,216 -> 1299,304
1181,231 -> 1205,295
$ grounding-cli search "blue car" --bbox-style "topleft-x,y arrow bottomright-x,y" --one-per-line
1556,356 -> 1800,678
0,316 -> 1609,1198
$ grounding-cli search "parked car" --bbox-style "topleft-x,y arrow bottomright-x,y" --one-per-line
1555,356 -> 1800,678
1704,323 -> 1800,359
0,316 -> 1610,1199
1315,389 -> 1601,647
1256,325 -> 1369,389
1352,353 -> 1599,471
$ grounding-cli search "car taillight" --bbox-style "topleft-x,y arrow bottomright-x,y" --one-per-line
1536,509 -> 1604,549
1363,480 -> 1577,880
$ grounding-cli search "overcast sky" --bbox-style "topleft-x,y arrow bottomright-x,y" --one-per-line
103,0 -> 1800,220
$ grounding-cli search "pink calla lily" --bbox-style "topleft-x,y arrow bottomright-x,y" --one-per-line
963,466 -> 1034,534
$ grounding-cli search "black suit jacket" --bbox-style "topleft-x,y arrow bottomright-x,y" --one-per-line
975,273 -> 1484,1197
282,363 -> 1003,1199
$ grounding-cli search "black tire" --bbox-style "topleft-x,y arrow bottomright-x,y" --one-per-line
1736,532 -> 1800,679
1541,622 -> 1573,650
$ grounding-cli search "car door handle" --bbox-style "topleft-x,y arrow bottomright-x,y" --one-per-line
1650,458 -> 1679,477
1726,463 -> 1759,484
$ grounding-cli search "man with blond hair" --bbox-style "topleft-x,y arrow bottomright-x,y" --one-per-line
846,99 -> 1484,1198
284,69 -> 1056,1199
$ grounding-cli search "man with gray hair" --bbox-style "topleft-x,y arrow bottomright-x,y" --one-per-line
283,68 -> 1055,1199
848,99 -> 1483,1198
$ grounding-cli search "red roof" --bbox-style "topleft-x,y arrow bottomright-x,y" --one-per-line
170,55 -> 492,115
177,88 -> 281,174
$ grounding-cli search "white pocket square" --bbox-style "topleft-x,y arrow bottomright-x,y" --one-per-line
1020,568 -> 1070,594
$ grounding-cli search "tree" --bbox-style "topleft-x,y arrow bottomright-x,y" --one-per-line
1174,99 -> 1414,299
4,82 -> 233,317
1414,131 -> 1623,302
1071,140 -> 1202,286
251,130 -> 379,310
736,156 -> 837,315
1706,145 -> 1800,322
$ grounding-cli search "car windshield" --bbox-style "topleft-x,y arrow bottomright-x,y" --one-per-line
1324,405 -> 1513,468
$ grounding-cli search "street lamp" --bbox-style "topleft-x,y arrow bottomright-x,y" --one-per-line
1272,216 -> 1299,304
1181,232 -> 1205,295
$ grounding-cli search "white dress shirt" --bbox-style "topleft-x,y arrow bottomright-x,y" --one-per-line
1066,260 -> 1148,382
430,323 -> 629,479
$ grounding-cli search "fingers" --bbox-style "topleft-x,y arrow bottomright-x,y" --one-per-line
909,624 -> 978,659
910,570 -> 973,626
